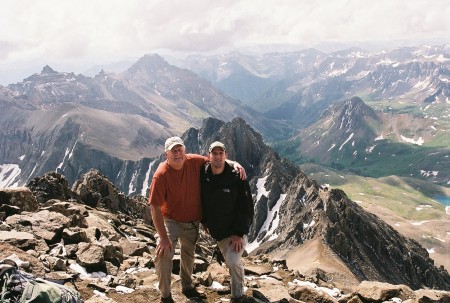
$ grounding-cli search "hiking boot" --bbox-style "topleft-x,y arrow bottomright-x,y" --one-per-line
231,296 -> 255,303
217,287 -> 231,295
231,297 -> 243,303
160,295 -> 174,303
182,287 -> 206,299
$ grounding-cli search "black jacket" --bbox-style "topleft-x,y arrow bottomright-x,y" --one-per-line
200,162 -> 254,241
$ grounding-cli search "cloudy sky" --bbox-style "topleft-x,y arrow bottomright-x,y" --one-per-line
1,0 -> 449,85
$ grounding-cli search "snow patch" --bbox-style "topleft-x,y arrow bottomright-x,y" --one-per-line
434,237 -> 445,243
141,159 -> 158,196
339,133 -> 354,150
303,220 -> 316,229
289,279 -> 341,298
401,135 -> 424,145
256,176 -> 270,201
247,193 -> 286,253
209,281 -> 228,291
116,285 -> 134,294
411,221 -> 428,226
366,145 -> 376,153
0,164 -> 21,188
416,205 -> 432,211
56,140 -> 78,172
420,170 -> 438,178
128,171 -> 139,195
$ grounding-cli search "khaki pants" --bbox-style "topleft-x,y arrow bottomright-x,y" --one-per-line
217,236 -> 247,299
155,219 -> 199,298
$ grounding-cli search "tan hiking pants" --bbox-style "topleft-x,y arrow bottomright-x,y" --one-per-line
155,219 -> 199,298
217,236 -> 247,299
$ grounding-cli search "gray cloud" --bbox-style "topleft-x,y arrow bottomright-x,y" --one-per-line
0,0 -> 449,85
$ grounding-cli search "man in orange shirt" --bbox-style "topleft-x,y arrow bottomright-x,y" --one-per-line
149,136 -> 245,303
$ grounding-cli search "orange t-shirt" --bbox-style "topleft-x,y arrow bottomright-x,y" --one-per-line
149,154 -> 207,222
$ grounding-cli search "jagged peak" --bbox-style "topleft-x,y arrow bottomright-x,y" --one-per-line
130,53 -> 169,70
123,53 -> 172,81
41,65 -> 58,74
323,96 -> 376,120
345,96 -> 365,106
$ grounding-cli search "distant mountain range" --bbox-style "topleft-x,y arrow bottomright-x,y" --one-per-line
1,45 -> 449,189
175,45 -> 450,185
0,54 -> 288,190
177,45 -> 449,123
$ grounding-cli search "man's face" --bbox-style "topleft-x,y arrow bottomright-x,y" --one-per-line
166,145 -> 186,167
209,147 -> 227,169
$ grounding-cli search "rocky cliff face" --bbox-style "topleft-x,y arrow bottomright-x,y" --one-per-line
269,182 -> 450,290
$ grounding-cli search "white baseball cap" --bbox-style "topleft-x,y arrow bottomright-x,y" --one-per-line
165,136 -> 184,151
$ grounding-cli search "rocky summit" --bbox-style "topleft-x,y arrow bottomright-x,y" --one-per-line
1,166 -> 450,302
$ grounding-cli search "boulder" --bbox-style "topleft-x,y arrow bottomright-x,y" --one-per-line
27,172 -> 77,203
76,242 -> 106,272
289,285 -> 338,303
0,187 -> 39,212
6,210 -> 71,244
0,230 -> 36,251
119,239 -> 150,257
355,281 -> 415,302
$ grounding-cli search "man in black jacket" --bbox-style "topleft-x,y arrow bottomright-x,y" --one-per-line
201,141 -> 254,302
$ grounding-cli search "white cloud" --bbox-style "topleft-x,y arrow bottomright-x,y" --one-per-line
0,0 -> 449,85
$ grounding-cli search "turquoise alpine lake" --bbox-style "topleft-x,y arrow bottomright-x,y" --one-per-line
434,195 -> 450,206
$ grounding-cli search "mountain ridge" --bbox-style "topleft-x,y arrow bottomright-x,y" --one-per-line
0,54 -> 289,188
177,44 -> 450,127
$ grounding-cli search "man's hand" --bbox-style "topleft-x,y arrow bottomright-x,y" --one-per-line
233,162 -> 247,180
229,235 -> 245,253
202,225 -> 210,234
156,237 -> 172,256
